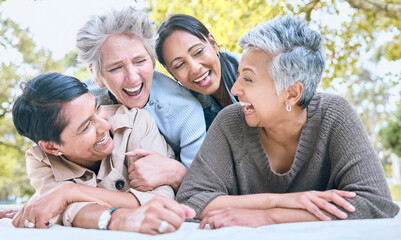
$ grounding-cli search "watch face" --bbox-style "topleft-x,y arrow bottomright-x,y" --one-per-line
98,210 -> 111,230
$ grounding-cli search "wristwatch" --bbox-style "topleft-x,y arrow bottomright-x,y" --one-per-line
98,207 -> 122,230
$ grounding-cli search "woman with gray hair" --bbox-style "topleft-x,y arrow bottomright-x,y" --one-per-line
176,15 -> 399,228
77,7 -> 206,192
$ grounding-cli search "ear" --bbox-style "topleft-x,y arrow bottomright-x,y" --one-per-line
89,64 -> 106,88
208,33 -> 220,52
286,82 -> 304,107
38,140 -> 62,156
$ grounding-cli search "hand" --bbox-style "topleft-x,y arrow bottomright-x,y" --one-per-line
12,183 -> 72,228
0,209 -> 18,219
109,196 -> 195,234
126,149 -> 187,191
277,190 -> 356,220
200,208 -> 271,229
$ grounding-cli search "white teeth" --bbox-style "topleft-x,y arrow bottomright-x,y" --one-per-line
193,71 -> 209,83
239,101 -> 254,113
95,134 -> 109,146
124,84 -> 141,92
239,101 -> 251,107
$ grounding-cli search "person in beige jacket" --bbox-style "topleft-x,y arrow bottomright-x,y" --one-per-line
10,72 -> 194,234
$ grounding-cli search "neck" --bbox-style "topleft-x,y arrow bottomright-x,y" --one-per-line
211,80 -> 232,108
261,107 -> 308,145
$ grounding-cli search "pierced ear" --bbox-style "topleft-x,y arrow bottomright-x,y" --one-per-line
38,140 -> 61,156
286,82 -> 304,106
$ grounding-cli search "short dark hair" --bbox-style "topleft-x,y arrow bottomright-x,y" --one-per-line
12,73 -> 88,145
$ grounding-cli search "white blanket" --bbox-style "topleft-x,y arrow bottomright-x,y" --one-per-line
2,204 -> 401,240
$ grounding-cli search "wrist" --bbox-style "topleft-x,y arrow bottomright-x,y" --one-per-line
171,162 -> 187,191
98,207 -> 122,230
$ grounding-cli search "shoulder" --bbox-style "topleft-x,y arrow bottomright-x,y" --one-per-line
309,92 -> 354,119
211,103 -> 245,132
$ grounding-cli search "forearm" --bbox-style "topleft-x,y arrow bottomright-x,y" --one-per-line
65,183 -> 140,208
72,203 -> 109,229
266,208 -> 325,224
199,194 -> 280,219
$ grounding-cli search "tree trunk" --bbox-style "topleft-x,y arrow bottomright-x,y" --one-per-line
345,0 -> 401,19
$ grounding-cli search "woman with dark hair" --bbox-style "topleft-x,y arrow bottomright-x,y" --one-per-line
11,73 -> 194,234
156,14 -> 240,129
176,15 -> 399,228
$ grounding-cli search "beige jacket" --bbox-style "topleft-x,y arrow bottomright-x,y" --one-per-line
25,105 -> 175,226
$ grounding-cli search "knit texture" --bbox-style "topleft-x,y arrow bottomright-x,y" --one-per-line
176,92 -> 399,219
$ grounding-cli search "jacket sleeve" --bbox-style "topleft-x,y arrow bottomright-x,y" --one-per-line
25,147 -> 96,226
327,96 -> 399,218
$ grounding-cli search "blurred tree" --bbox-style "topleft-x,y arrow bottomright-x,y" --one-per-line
380,104 -> 401,157
148,0 -> 401,164
0,9 -> 65,201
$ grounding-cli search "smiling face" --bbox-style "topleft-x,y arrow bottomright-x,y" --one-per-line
161,30 -> 221,95
98,33 -> 154,109
54,93 -> 114,169
231,48 -> 287,127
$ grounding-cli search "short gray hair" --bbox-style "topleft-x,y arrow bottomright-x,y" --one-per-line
76,7 -> 156,80
239,15 -> 325,108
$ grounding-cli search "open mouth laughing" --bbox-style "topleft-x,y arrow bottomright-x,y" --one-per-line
123,83 -> 143,97
239,101 -> 255,114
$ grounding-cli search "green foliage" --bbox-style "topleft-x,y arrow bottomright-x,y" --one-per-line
0,7 -> 66,200
380,105 -> 401,157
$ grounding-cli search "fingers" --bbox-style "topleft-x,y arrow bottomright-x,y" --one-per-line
126,149 -> 153,158
318,190 -> 356,214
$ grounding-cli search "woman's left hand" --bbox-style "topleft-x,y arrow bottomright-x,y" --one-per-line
127,149 -> 187,192
12,184 -> 71,228
199,208 -> 272,229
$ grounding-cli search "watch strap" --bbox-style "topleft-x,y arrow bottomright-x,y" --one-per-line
98,206 -> 122,230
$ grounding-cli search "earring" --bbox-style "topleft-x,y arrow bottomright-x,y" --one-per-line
58,152 -> 62,156
286,104 -> 292,112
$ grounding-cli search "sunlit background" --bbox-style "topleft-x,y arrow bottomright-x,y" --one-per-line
0,0 -> 400,204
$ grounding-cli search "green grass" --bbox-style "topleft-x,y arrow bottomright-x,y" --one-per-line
390,185 -> 401,201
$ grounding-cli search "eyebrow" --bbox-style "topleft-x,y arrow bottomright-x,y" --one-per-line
169,43 -> 203,67
77,98 -> 99,131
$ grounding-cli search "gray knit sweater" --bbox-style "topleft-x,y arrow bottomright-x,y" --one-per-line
176,92 -> 399,219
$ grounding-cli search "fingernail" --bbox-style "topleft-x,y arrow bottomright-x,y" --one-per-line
340,211 -> 348,218
348,204 -> 355,212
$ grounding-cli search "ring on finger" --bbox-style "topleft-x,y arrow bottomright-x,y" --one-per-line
157,220 -> 168,234
24,219 -> 36,228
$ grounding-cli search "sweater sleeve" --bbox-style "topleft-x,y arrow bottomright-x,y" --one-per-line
176,106 -> 239,217
327,96 -> 399,219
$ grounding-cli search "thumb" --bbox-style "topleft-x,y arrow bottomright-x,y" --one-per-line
126,149 -> 154,158
180,204 -> 196,219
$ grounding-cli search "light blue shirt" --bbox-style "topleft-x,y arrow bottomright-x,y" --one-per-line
84,70 -> 206,168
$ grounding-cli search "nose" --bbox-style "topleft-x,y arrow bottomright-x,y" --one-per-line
188,58 -> 202,76
126,64 -> 140,82
231,78 -> 242,97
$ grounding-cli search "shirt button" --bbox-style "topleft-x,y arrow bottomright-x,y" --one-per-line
149,101 -> 154,106
115,180 -> 125,190
104,96 -> 109,101
157,104 -> 162,109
